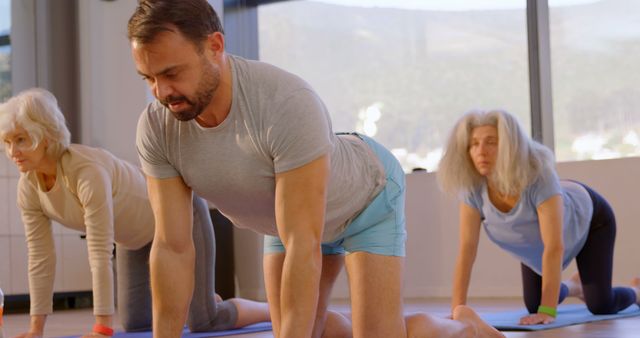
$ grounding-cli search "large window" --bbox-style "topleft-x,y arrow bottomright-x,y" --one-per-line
550,0 -> 640,161
0,0 -> 10,102
257,0 -> 530,172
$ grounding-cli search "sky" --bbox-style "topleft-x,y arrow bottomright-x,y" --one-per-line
312,0 -> 601,11
0,0 -> 10,34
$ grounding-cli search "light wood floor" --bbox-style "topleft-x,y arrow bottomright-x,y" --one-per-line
3,298 -> 639,337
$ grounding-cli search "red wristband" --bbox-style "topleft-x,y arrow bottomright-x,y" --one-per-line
93,323 -> 114,336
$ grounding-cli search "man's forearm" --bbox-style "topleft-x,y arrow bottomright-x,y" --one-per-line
279,247 -> 322,338
150,242 -> 196,338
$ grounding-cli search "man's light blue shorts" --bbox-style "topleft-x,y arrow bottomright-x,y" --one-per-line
264,133 -> 407,257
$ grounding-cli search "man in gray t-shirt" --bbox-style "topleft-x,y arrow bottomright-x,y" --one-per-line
137,54 -> 386,244
127,1 -> 505,338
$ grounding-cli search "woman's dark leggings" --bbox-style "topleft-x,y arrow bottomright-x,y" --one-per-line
521,183 -> 637,315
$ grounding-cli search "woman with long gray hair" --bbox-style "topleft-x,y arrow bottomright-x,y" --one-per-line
438,109 -> 639,325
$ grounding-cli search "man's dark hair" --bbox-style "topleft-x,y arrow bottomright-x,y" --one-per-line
127,0 -> 224,51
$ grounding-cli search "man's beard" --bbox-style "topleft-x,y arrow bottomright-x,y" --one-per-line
161,61 -> 219,121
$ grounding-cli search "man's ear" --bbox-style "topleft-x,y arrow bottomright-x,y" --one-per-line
206,32 -> 225,57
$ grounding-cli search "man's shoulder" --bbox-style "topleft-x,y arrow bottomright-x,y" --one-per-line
231,54 -> 313,94
137,100 -> 173,135
140,100 -> 168,121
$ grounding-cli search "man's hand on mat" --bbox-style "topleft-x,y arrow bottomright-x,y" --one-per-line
519,313 -> 555,325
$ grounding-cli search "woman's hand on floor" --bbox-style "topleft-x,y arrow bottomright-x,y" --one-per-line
519,312 -> 555,325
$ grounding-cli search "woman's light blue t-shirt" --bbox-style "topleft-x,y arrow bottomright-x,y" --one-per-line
463,167 -> 593,275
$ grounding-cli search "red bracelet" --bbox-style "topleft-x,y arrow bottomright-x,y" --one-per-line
93,323 -> 114,336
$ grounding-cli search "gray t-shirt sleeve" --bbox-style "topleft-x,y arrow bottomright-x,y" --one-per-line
529,166 -> 562,207
136,104 -> 181,179
462,186 -> 483,212
267,88 -> 334,173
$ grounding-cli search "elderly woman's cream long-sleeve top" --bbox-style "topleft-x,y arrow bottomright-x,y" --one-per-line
17,144 -> 155,316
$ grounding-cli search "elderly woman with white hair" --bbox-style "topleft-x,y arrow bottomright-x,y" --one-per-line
438,109 -> 640,326
0,88 -> 269,338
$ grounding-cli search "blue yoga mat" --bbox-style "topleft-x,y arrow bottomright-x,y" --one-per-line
57,322 -> 272,338
481,304 -> 640,331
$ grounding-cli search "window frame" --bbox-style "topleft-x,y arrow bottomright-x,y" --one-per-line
224,0 -> 555,151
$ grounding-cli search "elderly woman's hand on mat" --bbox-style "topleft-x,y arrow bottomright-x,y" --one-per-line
519,312 -> 555,325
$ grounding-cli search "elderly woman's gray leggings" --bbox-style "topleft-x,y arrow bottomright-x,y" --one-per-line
115,196 -> 238,332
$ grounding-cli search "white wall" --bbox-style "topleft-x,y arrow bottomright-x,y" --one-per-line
77,0 -> 148,164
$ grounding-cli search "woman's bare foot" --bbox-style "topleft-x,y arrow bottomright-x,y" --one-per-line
565,271 -> 585,302
453,305 -> 505,338
323,311 -> 352,338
